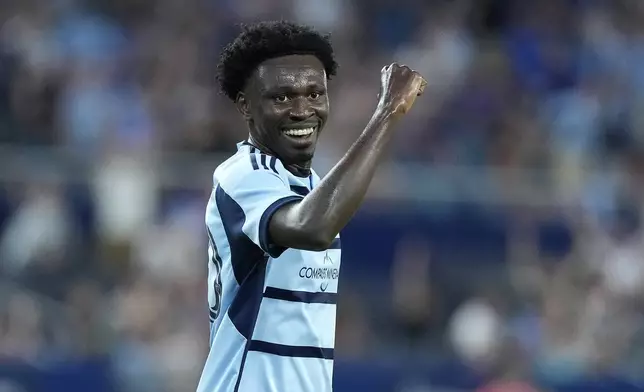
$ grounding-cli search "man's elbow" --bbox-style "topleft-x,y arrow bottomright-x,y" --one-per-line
271,207 -> 337,251
305,232 -> 336,252
292,224 -> 336,251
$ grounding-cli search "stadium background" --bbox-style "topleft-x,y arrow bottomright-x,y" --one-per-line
1,0 -> 644,391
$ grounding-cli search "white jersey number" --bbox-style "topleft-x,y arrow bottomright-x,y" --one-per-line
207,227 -> 223,321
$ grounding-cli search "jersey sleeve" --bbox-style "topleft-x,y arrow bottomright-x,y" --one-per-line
216,168 -> 303,258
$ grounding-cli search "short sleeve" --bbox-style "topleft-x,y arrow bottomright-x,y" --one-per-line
216,169 -> 303,258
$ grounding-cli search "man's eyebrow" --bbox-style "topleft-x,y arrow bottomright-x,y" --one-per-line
261,83 -> 325,93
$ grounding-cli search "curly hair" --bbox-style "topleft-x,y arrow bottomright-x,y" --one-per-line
216,21 -> 338,101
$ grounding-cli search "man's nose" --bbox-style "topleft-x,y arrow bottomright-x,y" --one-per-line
289,97 -> 314,121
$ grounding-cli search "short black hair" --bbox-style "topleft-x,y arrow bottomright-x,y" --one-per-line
216,21 -> 338,101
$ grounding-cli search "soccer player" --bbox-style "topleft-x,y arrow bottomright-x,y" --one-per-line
197,21 -> 426,392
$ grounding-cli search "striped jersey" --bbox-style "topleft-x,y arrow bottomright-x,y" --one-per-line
196,141 -> 341,392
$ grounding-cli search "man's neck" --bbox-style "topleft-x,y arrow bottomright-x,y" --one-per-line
246,137 -> 311,177
286,162 -> 311,178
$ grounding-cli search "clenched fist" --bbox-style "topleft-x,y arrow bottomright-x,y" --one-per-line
377,63 -> 427,118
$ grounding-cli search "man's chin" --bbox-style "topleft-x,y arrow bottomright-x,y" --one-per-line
290,149 -> 315,163
277,138 -> 317,159
278,147 -> 315,170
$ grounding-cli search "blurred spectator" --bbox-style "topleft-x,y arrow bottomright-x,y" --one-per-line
448,295 -> 503,368
0,293 -> 47,362
388,234 -> 439,354
0,184 -> 74,287
92,153 -> 158,245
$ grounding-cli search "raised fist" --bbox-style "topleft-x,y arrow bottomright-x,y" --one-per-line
378,63 -> 427,118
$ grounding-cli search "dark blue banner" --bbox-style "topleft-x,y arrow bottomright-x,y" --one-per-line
0,358 -> 114,392
1,358 -> 642,392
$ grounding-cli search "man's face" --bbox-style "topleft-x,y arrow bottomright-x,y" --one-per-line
239,55 -> 329,166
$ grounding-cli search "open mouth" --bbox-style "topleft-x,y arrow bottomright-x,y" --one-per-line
281,125 -> 317,139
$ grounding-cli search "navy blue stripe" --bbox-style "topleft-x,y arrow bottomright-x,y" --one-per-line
269,156 -> 278,174
249,149 -> 259,170
232,261 -> 267,392
309,175 -> 314,189
258,195 -> 303,258
214,186 -> 268,389
264,287 -> 337,304
214,185 -> 266,286
249,340 -> 334,360
290,185 -> 309,196
215,185 -> 267,391
259,154 -> 269,170
329,238 -> 341,249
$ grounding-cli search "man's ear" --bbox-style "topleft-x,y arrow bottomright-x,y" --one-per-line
236,92 -> 252,121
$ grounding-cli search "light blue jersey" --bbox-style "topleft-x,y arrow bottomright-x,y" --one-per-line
196,141 -> 341,392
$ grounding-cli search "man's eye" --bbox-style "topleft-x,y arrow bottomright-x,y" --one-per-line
275,95 -> 288,103
309,92 -> 321,100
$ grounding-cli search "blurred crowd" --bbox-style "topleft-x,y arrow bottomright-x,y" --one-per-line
1,0 -> 644,391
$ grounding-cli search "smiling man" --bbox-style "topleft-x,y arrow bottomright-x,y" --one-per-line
197,21 -> 426,392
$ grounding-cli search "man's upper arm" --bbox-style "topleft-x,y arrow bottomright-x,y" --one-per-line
215,168 -> 302,258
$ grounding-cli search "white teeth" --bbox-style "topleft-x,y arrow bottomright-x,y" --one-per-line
283,127 -> 315,137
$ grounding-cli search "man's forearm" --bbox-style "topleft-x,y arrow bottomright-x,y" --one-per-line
281,110 -> 397,247
269,63 -> 424,251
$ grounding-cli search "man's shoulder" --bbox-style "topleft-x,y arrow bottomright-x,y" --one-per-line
213,148 -> 289,190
